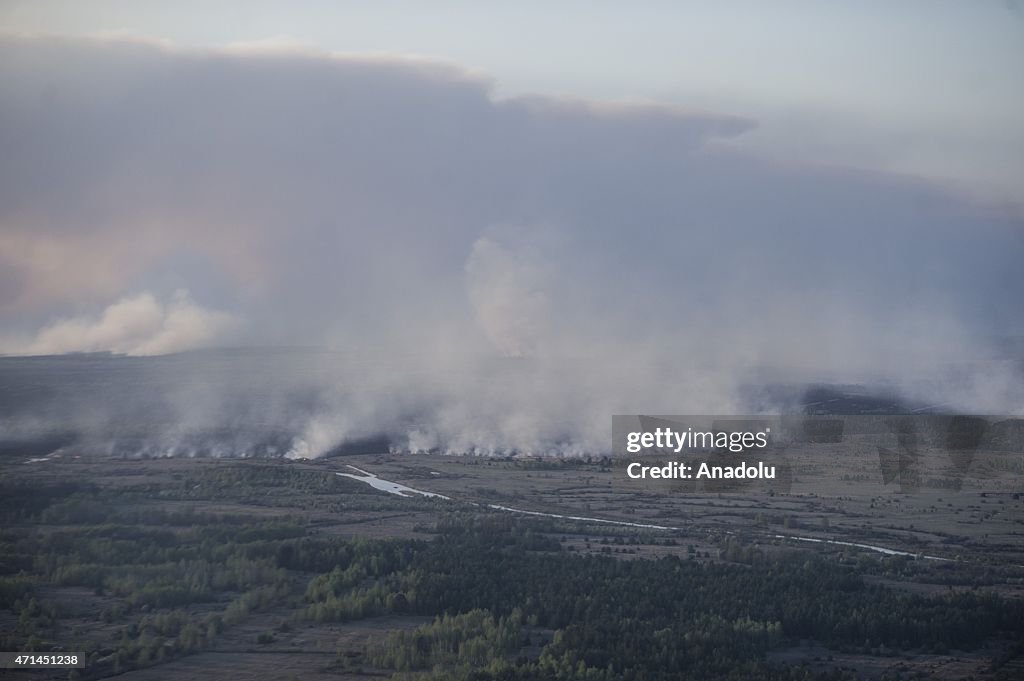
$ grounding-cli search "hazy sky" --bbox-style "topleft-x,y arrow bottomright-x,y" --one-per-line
1,2 -> 1022,449
3,0 -> 1023,204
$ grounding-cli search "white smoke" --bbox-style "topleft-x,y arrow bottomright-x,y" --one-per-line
4,290 -> 238,356
466,235 -> 552,358
0,34 -> 1021,458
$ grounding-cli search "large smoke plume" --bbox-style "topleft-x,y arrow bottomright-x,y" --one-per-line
0,33 -> 1021,457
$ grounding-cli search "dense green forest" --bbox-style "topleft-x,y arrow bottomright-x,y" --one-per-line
1,463 -> 1022,680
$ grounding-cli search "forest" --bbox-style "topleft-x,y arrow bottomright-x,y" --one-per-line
1,462 -> 1022,680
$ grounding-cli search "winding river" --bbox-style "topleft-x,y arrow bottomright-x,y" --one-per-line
336,465 -> 950,561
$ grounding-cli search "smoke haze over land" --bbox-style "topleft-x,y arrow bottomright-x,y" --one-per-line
0,33 -> 1022,457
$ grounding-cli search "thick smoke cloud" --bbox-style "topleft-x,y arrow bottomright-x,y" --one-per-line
1,290 -> 238,356
466,235 -> 554,359
0,33 -> 1021,456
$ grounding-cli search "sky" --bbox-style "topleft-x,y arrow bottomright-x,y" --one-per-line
0,2 -> 1021,453
3,0 -> 1023,204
